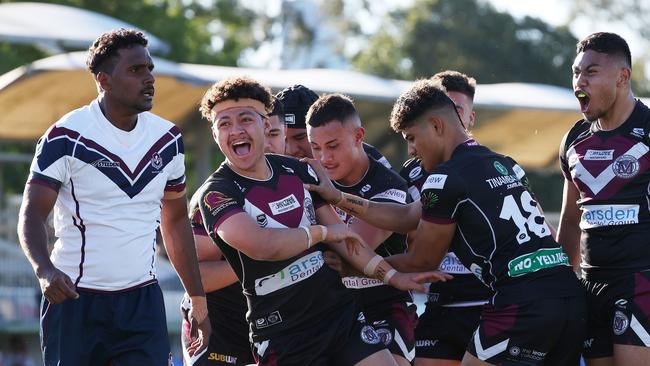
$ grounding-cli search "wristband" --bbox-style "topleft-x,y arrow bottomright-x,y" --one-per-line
189,295 -> 208,324
320,225 -> 328,242
363,255 -> 384,277
300,226 -> 312,248
383,269 -> 397,284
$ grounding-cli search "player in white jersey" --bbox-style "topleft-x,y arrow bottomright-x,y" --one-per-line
17,29 -> 209,366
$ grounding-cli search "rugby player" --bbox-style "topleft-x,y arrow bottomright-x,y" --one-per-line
306,80 -> 586,366
399,71 -> 491,366
558,31 -> 650,366
265,97 -> 286,154
195,76 -> 449,365
17,29 -> 209,365
307,94 -> 417,365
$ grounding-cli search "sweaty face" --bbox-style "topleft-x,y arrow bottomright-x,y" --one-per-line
402,119 -> 443,173
308,121 -> 360,182
265,115 -> 286,154
103,45 -> 155,113
447,91 -> 475,129
285,127 -> 313,158
572,50 -> 625,122
212,106 -> 266,173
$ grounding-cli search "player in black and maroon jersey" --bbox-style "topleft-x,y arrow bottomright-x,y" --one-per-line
306,80 -> 585,366
558,32 -> 650,366
195,76 -> 449,366
399,71 -> 492,366
307,94 -> 416,365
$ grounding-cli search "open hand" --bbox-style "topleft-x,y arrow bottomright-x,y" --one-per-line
301,158 -> 343,204
387,271 -> 453,293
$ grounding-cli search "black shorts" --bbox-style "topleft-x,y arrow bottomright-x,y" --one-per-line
252,303 -> 386,366
180,296 -> 254,366
414,304 -> 483,361
467,296 -> 585,365
582,270 -> 650,359
362,301 -> 419,363
41,283 -> 171,366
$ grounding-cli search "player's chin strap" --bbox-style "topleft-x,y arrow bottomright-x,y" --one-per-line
189,296 -> 208,324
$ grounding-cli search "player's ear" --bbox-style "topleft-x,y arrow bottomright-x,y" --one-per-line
617,67 -> 631,87
354,127 -> 365,144
263,117 -> 271,134
95,71 -> 110,92
429,115 -> 445,135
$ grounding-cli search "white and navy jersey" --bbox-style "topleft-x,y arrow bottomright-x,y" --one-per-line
197,154 -> 354,341
28,99 -> 186,291
560,100 -> 650,280
334,157 -> 412,310
188,192 -> 247,320
400,158 -> 491,306
421,140 -> 577,306
363,142 -> 392,170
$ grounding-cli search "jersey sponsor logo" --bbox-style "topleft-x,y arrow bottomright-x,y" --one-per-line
422,174 -> 447,190
254,310 -> 283,330
342,276 -> 384,289
580,204 -> 639,229
91,159 -> 121,168
207,353 -> 238,364
256,214 -> 268,227
512,164 -> 525,179
613,310 -> 630,335
507,247 -> 569,277
438,252 -> 472,274
361,184 -> 372,195
632,128 -> 645,138
371,189 -> 407,203
360,325 -> 381,344
584,149 -> 615,161
416,339 -> 438,348
420,192 -> 438,209
204,191 -> 237,215
151,152 -> 163,171
268,194 -> 301,215
612,154 -> 640,178
254,251 -> 324,295
493,161 -> 509,176
485,174 -> 520,189
375,328 -> 393,346
409,166 -> 423,180
507,346 -> 547,362
284,113 -> 295,125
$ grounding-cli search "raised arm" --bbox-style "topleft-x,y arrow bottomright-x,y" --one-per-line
556,178 -> 582,271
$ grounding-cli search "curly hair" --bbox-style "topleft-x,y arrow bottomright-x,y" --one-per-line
199,76 -> 274,121
389,79 -> 456,132
86,28 -> 148,75
431,70 -> 476,100
306,93 -> 358,128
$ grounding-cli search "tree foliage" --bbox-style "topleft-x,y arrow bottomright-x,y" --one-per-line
354,0 -> 578,87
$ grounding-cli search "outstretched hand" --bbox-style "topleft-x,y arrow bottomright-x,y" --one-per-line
301,158 -> 343,204
388,271 -> 453,293
324,223 -> 367,256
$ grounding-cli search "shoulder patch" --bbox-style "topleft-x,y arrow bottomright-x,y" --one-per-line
422,174 -> 448,190
512,164 -> 525,180
371,189 -> 407,204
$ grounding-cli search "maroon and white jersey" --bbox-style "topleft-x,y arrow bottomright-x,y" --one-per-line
560,100 -> 650,280
197,154 -> 354,341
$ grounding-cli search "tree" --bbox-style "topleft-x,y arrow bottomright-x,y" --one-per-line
353,0 -> 578,87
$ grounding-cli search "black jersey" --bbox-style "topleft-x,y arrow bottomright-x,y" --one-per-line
421,140 -> 576,306
188,191 -> 248,317
333,157 -> 412,310
197,154 -> 353,341
560,100 -> 650,280
399,158 -> 492,305
363,142 -> 392,170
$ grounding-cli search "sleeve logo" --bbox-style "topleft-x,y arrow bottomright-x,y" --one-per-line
203,191 -> 236,214
422,174 -> 448,190
493,161 -> 509,176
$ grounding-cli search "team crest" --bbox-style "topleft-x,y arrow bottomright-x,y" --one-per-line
612,154 -> 640,179
204,191 -> 235,213
613,310 -> 629,335
360,325 -> 381,344
151,152 -> 163,170
375,328 -> 393,346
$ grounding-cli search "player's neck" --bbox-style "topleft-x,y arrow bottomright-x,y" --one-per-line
228,156 -> 271,181
446,130 -> 472,161
597,91 -> 636,131
98,96 -> 138,131
337,149 -> 369,186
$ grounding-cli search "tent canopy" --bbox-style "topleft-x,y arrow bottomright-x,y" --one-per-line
0,2 -> 169,54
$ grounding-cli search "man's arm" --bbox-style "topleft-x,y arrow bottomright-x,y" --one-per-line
194,234 -> 238,292
385,220 -> 455,272
556,179 -> 582,271
17,183 -> 78,304
303,158 -> 421,233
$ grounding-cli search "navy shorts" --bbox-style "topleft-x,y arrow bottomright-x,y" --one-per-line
582,270 -> 650,359
362,301 -> 418,363
467,296 -> 585,366
180,295 -> 254,366
415,304 -> 483,361
41,282 -> 171,366
251,302 -> 386,366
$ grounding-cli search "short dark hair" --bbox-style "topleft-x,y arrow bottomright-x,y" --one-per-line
86,28 -> 148,75
306,94 -> 359,128
390,80 -> 456,132
199,76 -> 273,120
577,32 -> 631,68
269,96 -> 284,118
431,70 -> 476,100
